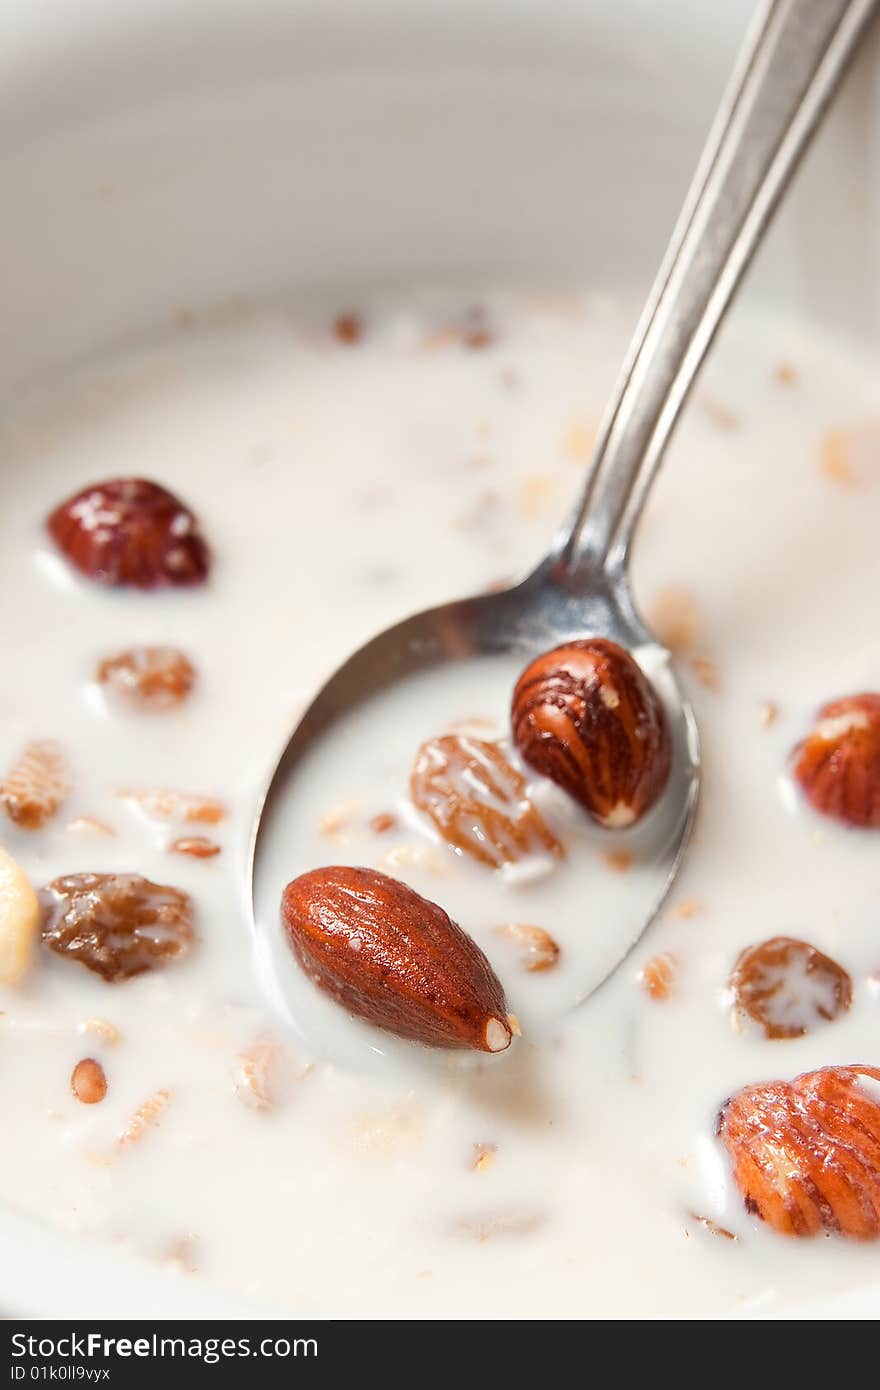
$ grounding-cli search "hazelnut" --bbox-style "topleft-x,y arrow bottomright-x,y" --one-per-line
792,693 -> 880,828
717,1065 -> 880,1239
511,638 -> 670,827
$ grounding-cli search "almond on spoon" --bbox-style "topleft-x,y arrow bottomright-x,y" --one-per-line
281,866 -> 513,1053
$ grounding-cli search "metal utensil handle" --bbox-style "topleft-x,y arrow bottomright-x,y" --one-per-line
553,0 -> 879,585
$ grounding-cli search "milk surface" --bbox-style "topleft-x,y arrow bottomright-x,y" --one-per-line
1,290 -> 878,1317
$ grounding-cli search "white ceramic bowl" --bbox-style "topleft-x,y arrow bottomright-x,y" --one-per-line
3,0 -> 880,1319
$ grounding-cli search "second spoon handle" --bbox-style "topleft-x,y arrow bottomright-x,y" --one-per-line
553,0 -> 879,586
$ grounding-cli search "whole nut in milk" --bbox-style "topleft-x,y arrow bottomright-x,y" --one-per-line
792,693 -> 880,828
47,478 -> 210,588
511,638 -> 671,827
717,1065 -> 880,1239
281,865 -> 513,1052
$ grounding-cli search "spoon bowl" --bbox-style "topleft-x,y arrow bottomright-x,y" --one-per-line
250,560 -> 699,1047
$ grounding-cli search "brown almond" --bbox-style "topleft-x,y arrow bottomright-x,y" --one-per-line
281,866 -> 512,1053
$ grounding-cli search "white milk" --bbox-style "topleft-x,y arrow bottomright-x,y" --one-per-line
1,289 -> 879,1317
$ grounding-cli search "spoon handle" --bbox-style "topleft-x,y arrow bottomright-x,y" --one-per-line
553,0 -> 879,585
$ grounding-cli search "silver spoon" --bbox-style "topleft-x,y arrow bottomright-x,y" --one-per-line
251,0 -> 878,1032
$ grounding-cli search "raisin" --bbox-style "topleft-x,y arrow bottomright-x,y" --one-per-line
410,734 -> 562,869
730,936 -> 852,1039
41,872 -> 194,981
